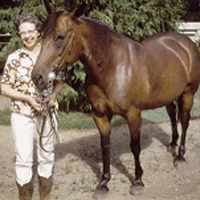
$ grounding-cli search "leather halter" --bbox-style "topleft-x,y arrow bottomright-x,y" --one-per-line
53,30 -> 75,75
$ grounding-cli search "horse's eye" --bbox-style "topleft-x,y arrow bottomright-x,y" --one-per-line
55,34 -> 65,41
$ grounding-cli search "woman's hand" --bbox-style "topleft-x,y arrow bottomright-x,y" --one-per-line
1,84 -> 42,112
40,81 -> 64,109
43,94 -> 57,108
28,96 -> 42,112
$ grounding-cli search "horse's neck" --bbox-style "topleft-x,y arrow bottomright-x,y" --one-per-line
79,18 -> 144,80
79,19 -> 117,59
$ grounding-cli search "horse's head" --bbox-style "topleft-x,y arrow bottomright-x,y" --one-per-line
32,3 -> 86,90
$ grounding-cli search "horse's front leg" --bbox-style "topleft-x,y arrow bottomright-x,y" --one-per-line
127,107 -> 144,195
92,109 -> 112,192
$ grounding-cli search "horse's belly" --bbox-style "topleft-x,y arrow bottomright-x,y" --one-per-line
140,87 -> 184,110
126,80 -> 187,110
141,98 -> 176,110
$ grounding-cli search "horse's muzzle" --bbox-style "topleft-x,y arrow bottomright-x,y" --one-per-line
33,74 -> 47,90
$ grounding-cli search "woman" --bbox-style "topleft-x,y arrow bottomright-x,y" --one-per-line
1,13 -> 64,200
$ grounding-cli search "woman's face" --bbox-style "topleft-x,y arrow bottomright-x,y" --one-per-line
18,22 -> 40,50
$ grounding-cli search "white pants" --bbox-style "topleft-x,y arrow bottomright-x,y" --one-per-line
11,112 -> 57,186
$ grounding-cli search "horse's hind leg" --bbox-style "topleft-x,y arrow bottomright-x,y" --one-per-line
174,88 -> 195,167
166,102 -> 179,156
126,107 -> 144,195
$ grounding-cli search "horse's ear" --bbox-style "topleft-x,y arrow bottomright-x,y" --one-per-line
44,0 -> 56,15
68,3 -> 87,20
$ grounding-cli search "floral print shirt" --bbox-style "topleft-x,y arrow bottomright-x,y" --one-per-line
1,48 -> 65,117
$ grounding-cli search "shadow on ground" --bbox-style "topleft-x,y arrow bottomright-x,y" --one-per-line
55,120 -> 171,184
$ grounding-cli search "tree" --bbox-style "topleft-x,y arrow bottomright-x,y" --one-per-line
61,0 -> 186,40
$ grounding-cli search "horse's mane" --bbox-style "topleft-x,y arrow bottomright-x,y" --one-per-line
81,17 -> 140,44
42,12 -> 139,45
79,16 -> 121,42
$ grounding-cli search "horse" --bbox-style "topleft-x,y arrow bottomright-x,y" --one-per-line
32,4 -> 200,195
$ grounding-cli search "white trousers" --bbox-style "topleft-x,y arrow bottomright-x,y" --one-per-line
11,112 -> 57,186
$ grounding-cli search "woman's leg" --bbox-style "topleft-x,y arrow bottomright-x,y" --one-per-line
36,112 -> 57,178
36,112 -> 57,200
11,113 -> 35,199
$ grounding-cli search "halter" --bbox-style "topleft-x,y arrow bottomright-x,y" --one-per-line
52,30 -> 75,75
38,30 -> 75,152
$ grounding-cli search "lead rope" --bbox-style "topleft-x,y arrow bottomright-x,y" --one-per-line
36,97 -> 60,152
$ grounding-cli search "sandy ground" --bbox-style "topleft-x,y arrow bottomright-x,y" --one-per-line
0,96 -> 200,200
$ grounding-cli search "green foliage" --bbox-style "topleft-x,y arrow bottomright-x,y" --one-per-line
57,84 -> 79,111
61,0 -> 186,40
58,61 -> 91,112
111,0 -> 186,40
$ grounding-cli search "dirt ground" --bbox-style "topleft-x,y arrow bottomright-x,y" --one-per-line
1,96 -> 200,200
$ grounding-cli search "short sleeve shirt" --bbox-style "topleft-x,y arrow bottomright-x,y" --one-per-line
1,48 -> 65,117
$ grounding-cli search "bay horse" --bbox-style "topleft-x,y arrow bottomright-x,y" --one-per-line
32,5 -> 200,195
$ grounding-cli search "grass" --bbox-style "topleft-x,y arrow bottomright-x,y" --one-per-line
0,108 -> 11,126
1,90 -> 200,129
58,111 -> 96,129
58,112 -> 126,129
0,108 -> 126,129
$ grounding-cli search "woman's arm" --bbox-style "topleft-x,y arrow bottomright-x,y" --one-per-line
43,81 -> 64,108
1,84 -> 42,112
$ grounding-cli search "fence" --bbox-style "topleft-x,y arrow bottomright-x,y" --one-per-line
177,22 -> 200,44
0,33 -> 11,45
0,34 -> 11,73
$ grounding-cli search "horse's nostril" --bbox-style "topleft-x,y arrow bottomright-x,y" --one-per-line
36,74 -> 43,81
34,74 -> 46,90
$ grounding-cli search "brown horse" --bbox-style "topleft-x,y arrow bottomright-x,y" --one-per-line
32,5 -> 200,195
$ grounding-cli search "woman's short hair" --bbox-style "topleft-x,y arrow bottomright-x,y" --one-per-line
15,13 -> 42,33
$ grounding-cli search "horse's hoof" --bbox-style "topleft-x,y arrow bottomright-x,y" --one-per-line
167,145 -> 177,157
93,183 -> 109,199
130,179 -> 144,196
130,184 -> 144,196
96,183 -> 109,191
174,156 -> 186,168
93,189 -> 109,200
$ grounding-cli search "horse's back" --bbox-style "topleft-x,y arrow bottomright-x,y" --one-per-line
142,32 -> 200,83
111,32 -> 200,110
